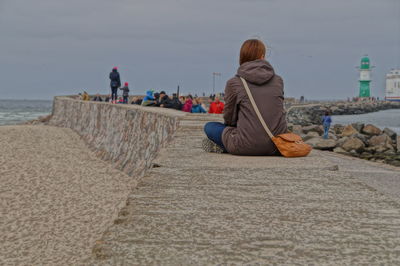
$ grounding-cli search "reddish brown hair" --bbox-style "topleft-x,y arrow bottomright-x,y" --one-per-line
239,39 -> 266,65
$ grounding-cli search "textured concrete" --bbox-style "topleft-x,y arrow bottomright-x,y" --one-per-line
49,96 -> 183,177
0,126 -> 137,265
320,152 -> 400,202
90,114 -> 400,265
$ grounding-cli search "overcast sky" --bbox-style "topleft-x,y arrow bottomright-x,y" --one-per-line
1,0 -> 399,100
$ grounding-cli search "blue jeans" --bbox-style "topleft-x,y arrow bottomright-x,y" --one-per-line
323,123 -> 330,139
204,122 -> 227,152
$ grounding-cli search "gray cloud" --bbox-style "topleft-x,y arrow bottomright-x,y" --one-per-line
0,0 -> 399,99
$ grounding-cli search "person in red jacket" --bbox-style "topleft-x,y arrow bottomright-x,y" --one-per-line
208,97 -> 224,114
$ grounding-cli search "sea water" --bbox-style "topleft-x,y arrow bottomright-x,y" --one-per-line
332,109 -> 400,134
0,100 -> 52,125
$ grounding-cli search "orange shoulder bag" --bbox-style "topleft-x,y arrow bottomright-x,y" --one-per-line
240,77 -> 312,158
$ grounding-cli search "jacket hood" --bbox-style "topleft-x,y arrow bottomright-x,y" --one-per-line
146,90 -> 153,97
237,59 -> 275,85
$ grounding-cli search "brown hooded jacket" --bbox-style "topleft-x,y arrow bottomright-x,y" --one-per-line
222,59 -> 287,155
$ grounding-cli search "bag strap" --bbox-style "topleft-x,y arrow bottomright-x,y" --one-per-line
240,77 -> 275,139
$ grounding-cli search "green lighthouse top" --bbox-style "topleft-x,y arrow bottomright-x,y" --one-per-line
360,56 -> 370,70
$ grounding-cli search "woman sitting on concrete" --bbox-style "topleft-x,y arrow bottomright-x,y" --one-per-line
202,39 -> 287,155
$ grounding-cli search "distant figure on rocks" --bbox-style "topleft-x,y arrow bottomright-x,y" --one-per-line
202,39 -> 287,155
119,82 -> 130,104
93,94 -> 103,102
109,67 -> 121,103
208,97 -> 224,114
322,111 -> 332,139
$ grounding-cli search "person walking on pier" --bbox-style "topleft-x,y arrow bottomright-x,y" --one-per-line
202,39 -> 287,155
322,111 -> 332,139
109,67 -> 121,103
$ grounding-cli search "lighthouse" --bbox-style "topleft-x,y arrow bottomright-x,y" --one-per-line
358,56 -> 371,97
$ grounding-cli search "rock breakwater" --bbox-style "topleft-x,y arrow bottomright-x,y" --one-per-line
288,101 -> 400,126
289,123 -> 400,167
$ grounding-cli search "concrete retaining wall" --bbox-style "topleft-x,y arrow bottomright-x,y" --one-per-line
49,96 -> 185,177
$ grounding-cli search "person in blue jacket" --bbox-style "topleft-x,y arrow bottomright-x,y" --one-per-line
322,111 -> 332,139
141,90 -> 156,106
191,98 -> 207,113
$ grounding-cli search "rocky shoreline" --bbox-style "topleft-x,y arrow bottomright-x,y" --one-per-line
288,101 -> 400,125
289,123 -> 400,167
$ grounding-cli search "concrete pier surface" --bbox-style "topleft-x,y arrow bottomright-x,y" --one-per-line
1,113 -> 400,265
90,115 -> 400,265
0,126 -> 137,265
